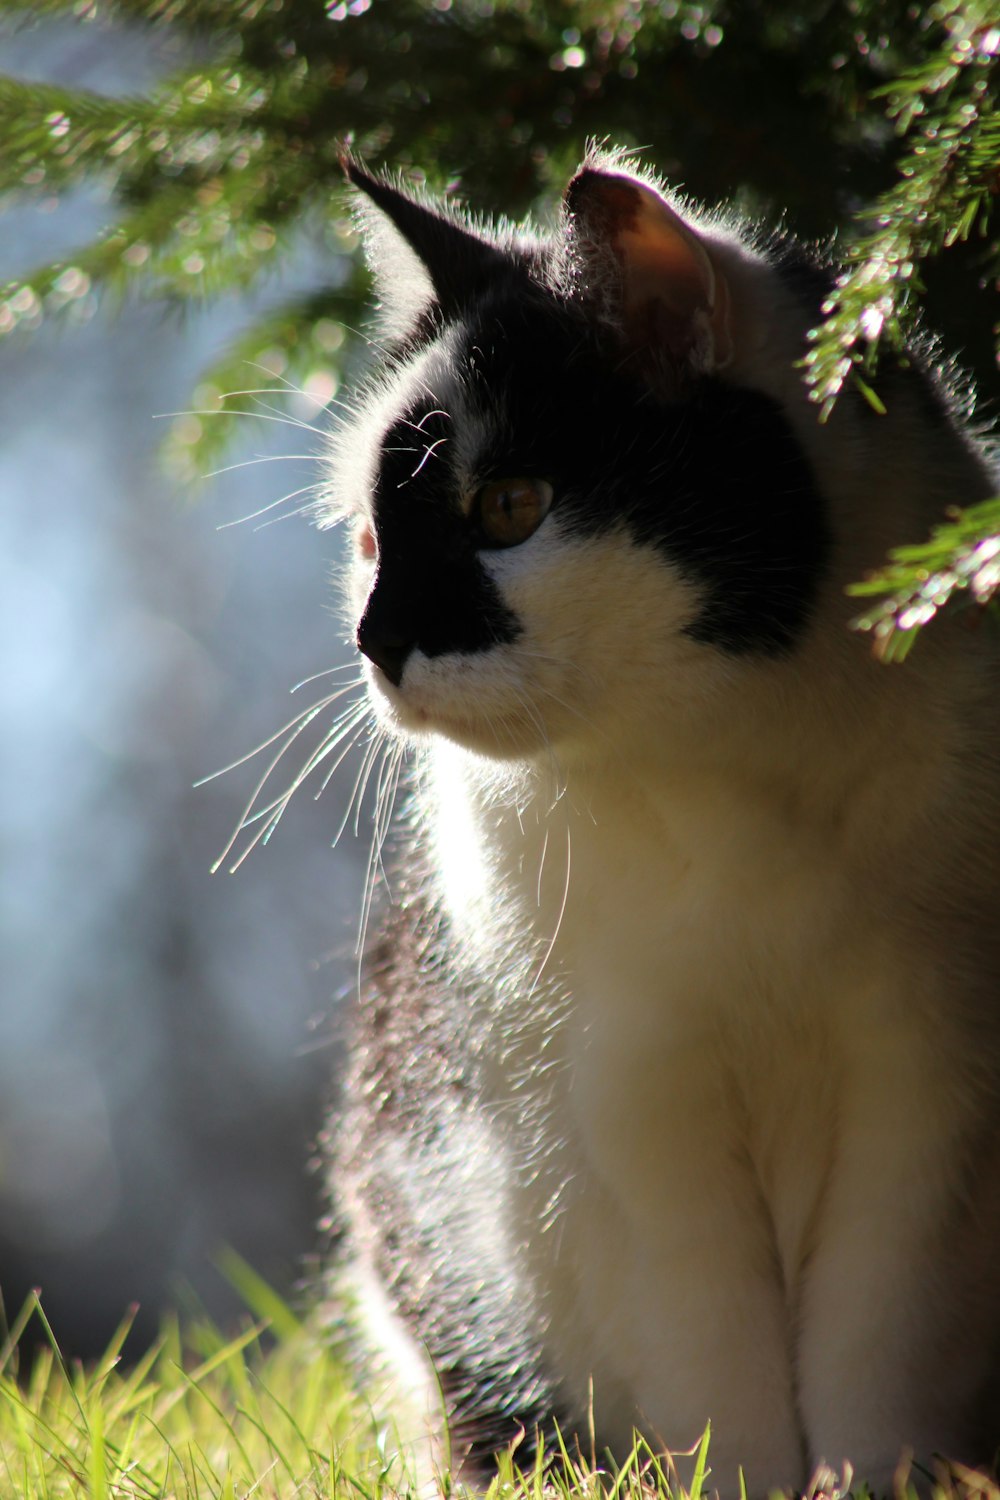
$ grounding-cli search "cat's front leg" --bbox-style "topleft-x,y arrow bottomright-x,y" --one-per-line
537,1045 -> 809,1497
796,1018 -> 1000,1493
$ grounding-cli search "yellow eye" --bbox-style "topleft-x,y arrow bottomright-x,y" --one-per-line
476,477 -> 553,548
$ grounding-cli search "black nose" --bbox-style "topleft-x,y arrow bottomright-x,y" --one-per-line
357,613 -> 412,687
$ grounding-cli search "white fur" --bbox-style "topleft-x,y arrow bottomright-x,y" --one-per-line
331,165 -> 1000,1494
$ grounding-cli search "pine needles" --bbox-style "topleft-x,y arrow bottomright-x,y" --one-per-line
804,2 -> 1000,416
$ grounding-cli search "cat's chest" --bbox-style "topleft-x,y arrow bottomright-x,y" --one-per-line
427,742 -> 852,1049
422,742 -> 865,1364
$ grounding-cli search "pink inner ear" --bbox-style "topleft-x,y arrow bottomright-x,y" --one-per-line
568,170 -> 733,370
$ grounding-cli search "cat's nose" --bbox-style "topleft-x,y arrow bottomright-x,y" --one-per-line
356,614 -> 412,687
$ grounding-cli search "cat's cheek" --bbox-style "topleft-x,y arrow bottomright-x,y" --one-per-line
481,530 -> 706,734
371,651 -> 542,757
361,664 -> 412,735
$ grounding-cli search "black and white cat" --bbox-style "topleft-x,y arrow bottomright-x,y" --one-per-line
325,149 -> 1000,1496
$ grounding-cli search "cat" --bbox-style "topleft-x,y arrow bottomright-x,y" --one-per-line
322,147 -> 1000,1497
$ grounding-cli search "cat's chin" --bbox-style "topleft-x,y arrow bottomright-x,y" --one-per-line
398,706 -> 544,761
369,681 -> 547,761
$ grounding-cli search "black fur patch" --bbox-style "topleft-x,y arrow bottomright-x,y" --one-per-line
362,407 -> 521,675
369,280 -> 830,658
770,238 -> 838,313
346,159 -> 529,322
469,285 -> 831,656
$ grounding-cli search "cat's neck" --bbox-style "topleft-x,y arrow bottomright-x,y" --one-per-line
418,589 -> 994,986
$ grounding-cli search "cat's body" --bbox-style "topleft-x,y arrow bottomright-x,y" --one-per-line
326,152 -> 1000,1495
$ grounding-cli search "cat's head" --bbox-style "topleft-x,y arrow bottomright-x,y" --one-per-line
327,151 -> 829,766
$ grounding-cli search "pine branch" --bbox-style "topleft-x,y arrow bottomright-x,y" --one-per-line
849,497 -> 1000,661
0,0 -> 83,13
804,5 -> 1000,415
0,182 -> 278,335
0,75 -> 157,196
162,273 -> 369,478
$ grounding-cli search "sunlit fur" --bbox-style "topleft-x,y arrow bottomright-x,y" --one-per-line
324,152 -> 1000,1497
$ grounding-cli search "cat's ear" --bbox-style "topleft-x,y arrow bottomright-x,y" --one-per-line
344,156 -> 513,329
565,167 -> 733,375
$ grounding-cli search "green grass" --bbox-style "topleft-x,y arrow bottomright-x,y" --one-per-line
0,1268 -> 996,1500
0,1278 -> 696,1500
0,1284 -> 375,1500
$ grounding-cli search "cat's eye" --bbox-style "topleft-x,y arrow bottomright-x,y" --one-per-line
475,477 -> 553,548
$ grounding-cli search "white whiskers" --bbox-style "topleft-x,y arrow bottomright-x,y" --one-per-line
200,677 -> 372,873
356,733 -> 406,989
180,366 -> 416,964
528,819 -> 572,1002
158,362 -> 357,530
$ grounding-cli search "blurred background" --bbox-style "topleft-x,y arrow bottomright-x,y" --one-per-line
1,18 -> 367,1355
0,0 -> 995,1363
